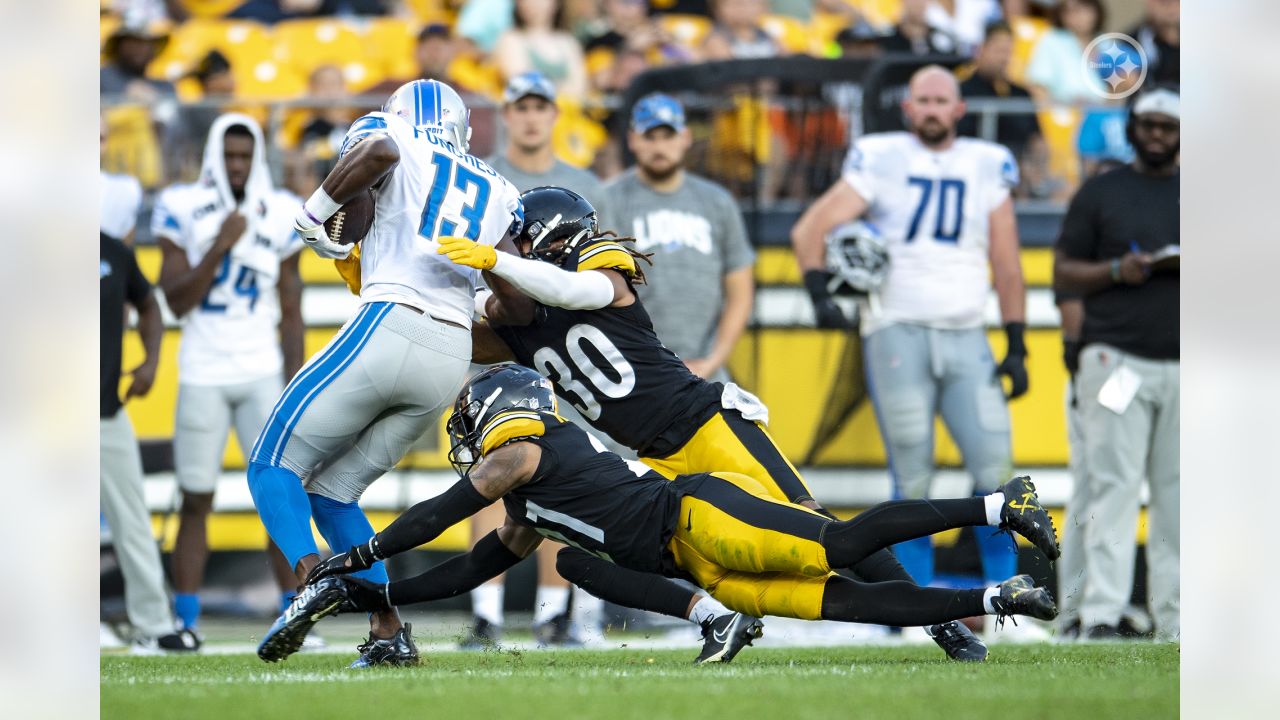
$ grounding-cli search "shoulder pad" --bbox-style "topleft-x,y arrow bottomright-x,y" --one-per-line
479,409 -> 547,455
572,237 -> 637,276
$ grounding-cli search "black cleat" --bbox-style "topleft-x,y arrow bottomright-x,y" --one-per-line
533,613 -> 583,648
990,574 -> 1058,628
257,577 -> 346,663
925,620 -> 988,662
694,613 -> 763,664
996,475 -> 1060,560
458,616 -> 502,650
350,623 -> 420,668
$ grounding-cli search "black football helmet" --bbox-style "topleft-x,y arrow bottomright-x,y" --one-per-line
446,363 -> 558,473
518,186 -> 599,267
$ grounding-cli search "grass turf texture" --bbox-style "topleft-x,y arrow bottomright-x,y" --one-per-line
102,644 -> 1178,719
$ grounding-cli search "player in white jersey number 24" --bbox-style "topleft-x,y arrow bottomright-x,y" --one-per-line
247,80 -> 524,668
791,65 -> 1033,624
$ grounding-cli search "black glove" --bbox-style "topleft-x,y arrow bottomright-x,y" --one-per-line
1062,337 -> 1081,375
305,538 -> 381,585
995,321 -> 1029,400
803,270 -> 852,329
340,576 -> 392,613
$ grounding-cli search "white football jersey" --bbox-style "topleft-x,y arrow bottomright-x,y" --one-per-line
151,183 -> 303,385
841,131 -> 1018,334
340,112 -> 523,327
101,170 -> 143,240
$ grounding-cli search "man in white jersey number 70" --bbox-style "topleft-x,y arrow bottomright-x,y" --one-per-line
792,66 -> 1031,621
248,80 -> 524,667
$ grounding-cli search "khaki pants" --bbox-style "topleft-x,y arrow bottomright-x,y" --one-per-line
1076,343 -> 1180,640
101,410 -> 174,638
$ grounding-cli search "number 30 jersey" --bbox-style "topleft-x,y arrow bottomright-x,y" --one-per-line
841,132 -> 1018,334
341,112 -> 523,327
492,292 -> 722,459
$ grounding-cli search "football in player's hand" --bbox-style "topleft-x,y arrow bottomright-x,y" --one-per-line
325,189 -> 375,245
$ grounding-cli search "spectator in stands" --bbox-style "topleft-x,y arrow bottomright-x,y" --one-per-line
228,0 -> 393,23
586,0 -> 694,91
369,23 -> 466,96
1025,0 -> 1106,105
702,0 -> 781,60
191,50 -> 235,99
458,0 -> 516,54
835,20 -> 885,58
100,18 -> 176,102
1053,87 -> 1180,642
597,94 -> 756,383
281,65 -> 356,195
176,50 -> 239,181
878,0 -> 957,55
922,0 -> 1003,55
956,20 -> 1039,159
494,0 -> 589,101
1129,0 -> 1179,86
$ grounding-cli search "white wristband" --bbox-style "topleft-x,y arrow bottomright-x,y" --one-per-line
302,187 -> 342,226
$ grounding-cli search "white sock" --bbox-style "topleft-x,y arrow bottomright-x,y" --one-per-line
533,585 -> 570,626
688,595 -> 732,626
573,588 -> 605,630
471,583 -> 504,626
984,493 -> 1005,526
982,587 -> 1000,614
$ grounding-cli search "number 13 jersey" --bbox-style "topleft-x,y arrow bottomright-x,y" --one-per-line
492,291 -> 722,459
841,131 -> 1018,334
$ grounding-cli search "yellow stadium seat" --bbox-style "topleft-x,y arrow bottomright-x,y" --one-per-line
273,19 -> 366,77
761,14 -> 814,55
102,105 -> 164,189
851,0 -> 903,27
1036,105 -> 1082,190
362,17 -> 419,77
176,0 -> 244,19
234,59 -> 306,101
340,58 -> 385,94
552,103 -> 607,169
146,20 -> 274,83
658,14 -> 712,53
402,0 -> 453,24
810,11 -> 852,45
1008,16 -> 1050,87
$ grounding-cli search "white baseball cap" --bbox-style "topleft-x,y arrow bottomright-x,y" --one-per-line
1132,88 -> 1180,120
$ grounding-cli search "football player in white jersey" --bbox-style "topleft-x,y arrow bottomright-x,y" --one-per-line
791,66 -> 1030,622
152,113 -> 307,637
250,79 -> 524,668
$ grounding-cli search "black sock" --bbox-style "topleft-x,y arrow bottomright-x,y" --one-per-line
820,575 -> 987,626
556,546 -> 693,620
821,498 -> 987,568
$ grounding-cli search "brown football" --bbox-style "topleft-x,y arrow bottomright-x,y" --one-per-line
325,189 -> 375,245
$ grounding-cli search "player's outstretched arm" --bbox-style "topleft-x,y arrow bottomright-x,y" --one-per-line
440,235 -> 627,314
305,442 -> 542,583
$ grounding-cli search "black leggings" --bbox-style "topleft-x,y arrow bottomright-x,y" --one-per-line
821,576 -> 987,625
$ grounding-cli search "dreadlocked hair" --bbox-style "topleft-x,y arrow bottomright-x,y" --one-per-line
593,231 -> 654,285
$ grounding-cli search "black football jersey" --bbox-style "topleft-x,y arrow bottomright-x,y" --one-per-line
492,290 -> 722,458
482,410 -> 687,574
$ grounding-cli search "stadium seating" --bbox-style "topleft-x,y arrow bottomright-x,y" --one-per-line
361,17 -> 421,79
147,20 -> 275,83
272,19 -> 367,77
657,14 -> 713,54
761,14 -> 815,55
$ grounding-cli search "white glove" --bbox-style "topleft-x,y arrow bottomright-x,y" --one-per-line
293,209 -> 351,260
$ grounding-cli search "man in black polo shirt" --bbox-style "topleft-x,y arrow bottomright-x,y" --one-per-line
1053,87 -> 1180,643
101,231 -> 197,652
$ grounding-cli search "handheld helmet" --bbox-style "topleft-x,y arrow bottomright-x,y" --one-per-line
383,79 -> 472,153
516,186 -> 599,267
826,220 -> 889,295
446,363 -> 558,473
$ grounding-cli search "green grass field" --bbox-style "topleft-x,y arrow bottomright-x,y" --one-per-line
102,644 -> 1178,719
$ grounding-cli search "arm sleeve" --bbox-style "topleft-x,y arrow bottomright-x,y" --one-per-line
718,189 -> 755,273
839,140 -> 878,205
375,477 -> 493,557
1055,181 -> 1100,260
489,252 -> 616,310
386,531 -> 523,606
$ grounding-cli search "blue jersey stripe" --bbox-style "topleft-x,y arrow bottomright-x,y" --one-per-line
249,303 -> 379,464
268,302 -> 393,465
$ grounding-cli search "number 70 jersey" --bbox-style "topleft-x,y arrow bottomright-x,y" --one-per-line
343,112 -> 523,327
841,131 -> 1018,332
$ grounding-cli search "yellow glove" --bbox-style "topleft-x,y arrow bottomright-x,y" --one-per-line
437,235 -> 497,270
334,244 -> 362,295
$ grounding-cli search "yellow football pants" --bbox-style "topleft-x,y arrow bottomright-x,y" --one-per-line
667,472 -> 835,620
642,410 -> 816,505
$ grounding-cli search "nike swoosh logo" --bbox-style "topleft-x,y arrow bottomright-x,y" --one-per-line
712,618 -> 736,644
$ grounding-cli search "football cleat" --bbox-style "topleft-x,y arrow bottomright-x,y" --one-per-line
257,577 -> 346,663
533,613 -> 583,648
925,620 -> 988,662
131,628 -> 202,655
693,613 -> 763,665
996,475 -> 1060,560
350,623 -> 420,668
458,616 -> 502,650
990,575 -> 1058,629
